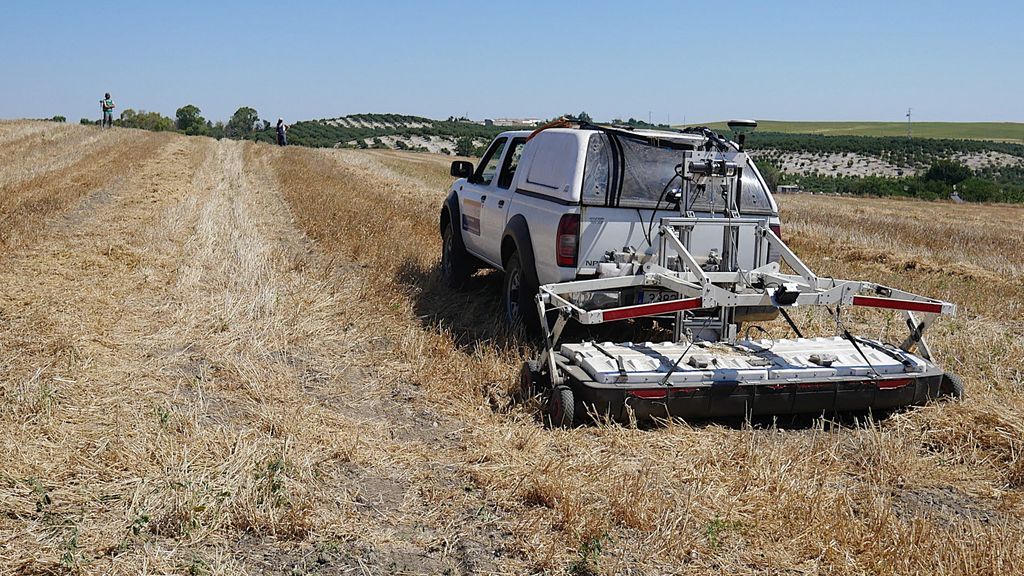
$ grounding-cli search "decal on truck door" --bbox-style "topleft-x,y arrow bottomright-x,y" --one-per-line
461,199 -> 481,235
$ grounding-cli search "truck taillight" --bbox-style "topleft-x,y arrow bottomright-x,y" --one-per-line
556,214 -> 579,267
769,223 -> 782,240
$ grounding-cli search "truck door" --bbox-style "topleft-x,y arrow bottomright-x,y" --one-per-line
479,137 -> 527,264
459,137 -> 507,261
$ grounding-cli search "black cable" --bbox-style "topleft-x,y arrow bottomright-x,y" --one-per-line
658,315 -> 714,387
778,308 -> 804,338
645,169 -> 682,248
681,126 -> 732,152
636,208 -> 651,247
828,305 -> 880,378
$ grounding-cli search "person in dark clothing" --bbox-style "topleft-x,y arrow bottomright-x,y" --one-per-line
276,118 -> 288,146
100,93 -> 115,127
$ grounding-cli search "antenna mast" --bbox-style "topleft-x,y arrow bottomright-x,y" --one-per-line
906,107 -> 912,139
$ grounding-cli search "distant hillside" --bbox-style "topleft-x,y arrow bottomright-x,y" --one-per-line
256,113 -> 534,155
682,120 -> 1024,143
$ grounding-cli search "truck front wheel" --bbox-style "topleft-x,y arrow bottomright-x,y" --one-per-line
440,223 -> 472,290
502,249 -> 540,333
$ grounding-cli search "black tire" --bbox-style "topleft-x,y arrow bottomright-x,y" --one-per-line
546,385 -> 575,429
941,372 -> 965,400
440,223 -> 472,290
518,360 -> 543,400
502,249 -> 540,332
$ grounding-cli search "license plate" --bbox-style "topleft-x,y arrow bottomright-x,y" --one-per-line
638,290 -> 678,304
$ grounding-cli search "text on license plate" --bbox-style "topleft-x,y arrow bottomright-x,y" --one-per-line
638,290 -> 680,304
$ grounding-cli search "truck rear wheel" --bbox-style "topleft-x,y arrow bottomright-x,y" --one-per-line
518,359 -> 547,400
441,223 -> 472,290
503,249 -> 540,333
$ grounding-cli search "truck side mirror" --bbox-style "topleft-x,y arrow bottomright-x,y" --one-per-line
450,161 -> 474,178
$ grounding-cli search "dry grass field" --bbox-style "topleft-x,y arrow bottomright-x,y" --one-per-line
2,120 -> 1023,575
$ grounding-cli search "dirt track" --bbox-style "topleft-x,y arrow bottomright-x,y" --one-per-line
2,121 -> 1023,575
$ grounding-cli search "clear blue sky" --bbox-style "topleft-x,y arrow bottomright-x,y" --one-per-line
2,0 -> 1020,124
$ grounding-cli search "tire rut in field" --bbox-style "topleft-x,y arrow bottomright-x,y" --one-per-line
0,134 -> 214,572
0,123 -> 111,189
0,127 -> 166,250
36,139 -> 490,573
263,146 -> 519,573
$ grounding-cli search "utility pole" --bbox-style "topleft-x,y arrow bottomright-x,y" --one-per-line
906,107 -> 912,139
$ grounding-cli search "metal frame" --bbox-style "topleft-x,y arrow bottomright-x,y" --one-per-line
535,219 -> 955,377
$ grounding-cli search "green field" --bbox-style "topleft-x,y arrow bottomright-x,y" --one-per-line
681,120 -> 1024,142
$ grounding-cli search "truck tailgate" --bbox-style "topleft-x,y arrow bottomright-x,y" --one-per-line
578,206 -> 761,274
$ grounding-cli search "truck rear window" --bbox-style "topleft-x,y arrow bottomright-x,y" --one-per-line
582,132 -> 774,214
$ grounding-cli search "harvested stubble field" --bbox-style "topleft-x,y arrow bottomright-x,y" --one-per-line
1,120 -> 1023,575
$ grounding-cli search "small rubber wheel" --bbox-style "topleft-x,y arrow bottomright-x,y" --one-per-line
502,249 -> 540,333
546,385 -> 575,429
518,360 -> 543,400
440,224 -> 472,290
941,372 -> 965,400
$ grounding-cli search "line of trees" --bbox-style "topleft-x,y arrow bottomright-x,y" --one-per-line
76,105 -> 268,140
66,104 -> 1024,204
280,114 -> 510,149
746,132 -> 1024,166
746,131 -> 1024,203
759,157 -> 1024,203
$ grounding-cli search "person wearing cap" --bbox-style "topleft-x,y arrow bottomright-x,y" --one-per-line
100,93 -> 115,127
276,118 -> 288,146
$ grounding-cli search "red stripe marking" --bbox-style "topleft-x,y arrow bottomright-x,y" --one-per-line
601,297 -> 703,322
852,295 -> 944,314
877,378 -> 913,390
628,389 -> 668,399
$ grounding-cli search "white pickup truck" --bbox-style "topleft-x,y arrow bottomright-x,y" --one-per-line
438,122 -> 781,329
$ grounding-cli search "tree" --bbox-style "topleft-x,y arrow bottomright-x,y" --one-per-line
117,109 -> 174,131
577,111 -> 593,123
50,115 -> 66,123
959,178 -> 999,202
455,135 -> 474,157
923,159 -> 972,185
225,106 -> 260,139
207,121 -> 226,140
755,160 -> 782,193
175,104 -> 206,134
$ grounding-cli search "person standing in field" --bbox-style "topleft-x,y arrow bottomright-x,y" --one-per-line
276,118 -> 288,146
100,93 -> 115,127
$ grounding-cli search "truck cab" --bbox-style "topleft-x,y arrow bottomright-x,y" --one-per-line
440,123 -> 781,330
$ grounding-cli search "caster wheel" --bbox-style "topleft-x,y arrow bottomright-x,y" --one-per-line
546,385 -> 575,429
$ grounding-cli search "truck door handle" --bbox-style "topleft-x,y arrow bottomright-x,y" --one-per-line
498,200 -> 505,207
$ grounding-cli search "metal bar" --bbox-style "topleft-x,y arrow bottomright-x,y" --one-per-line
536,293 -> 563,386
651,274 -> 703,296
544,291 -> 577,311
852,295 -> 944,315
539,274 -> 647,295
600,297 -> 704,322
899,311 -> 932,360
875,285 -> 957,316
659,225 -> 708,283
658,216 -> 765,227
762,227 -> 818,287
